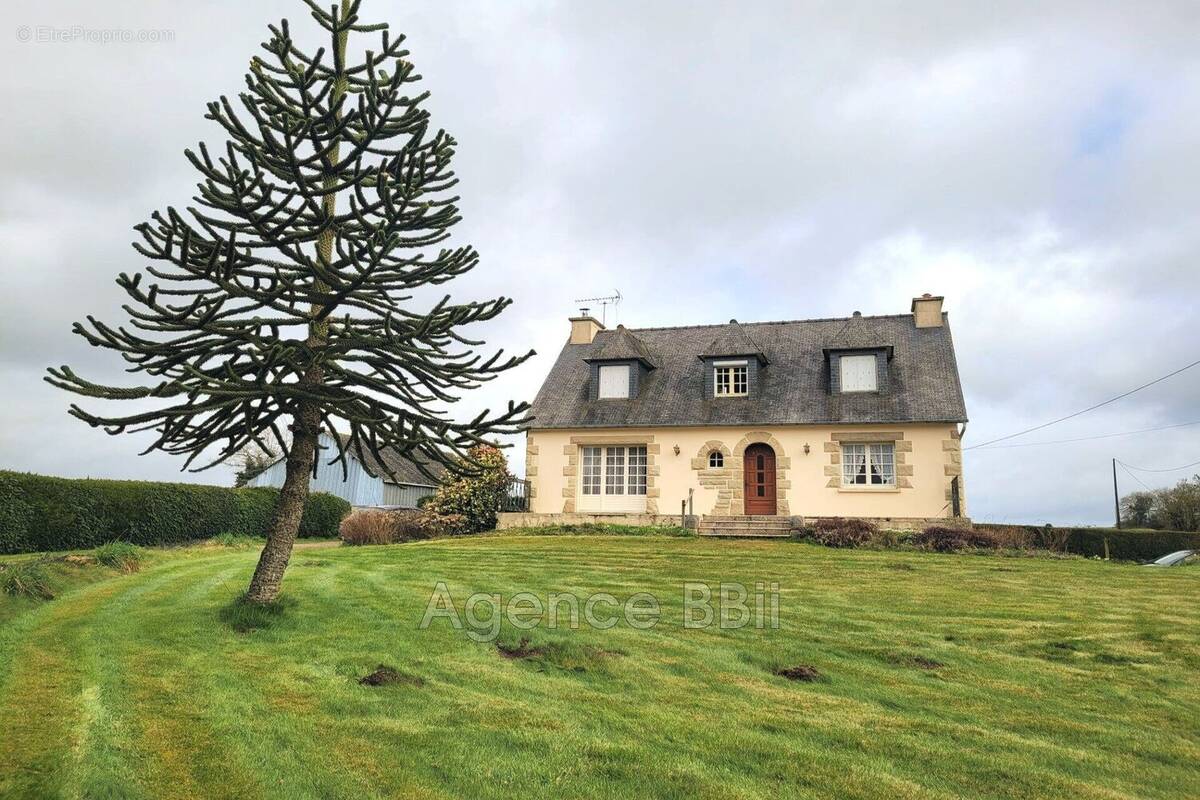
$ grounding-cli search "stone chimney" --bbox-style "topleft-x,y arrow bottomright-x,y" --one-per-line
569,315 -> 604,345
911,294 -> 944,328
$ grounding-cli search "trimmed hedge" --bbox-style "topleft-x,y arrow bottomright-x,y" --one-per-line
976,523 -> 1200,562
1061,527 -> 1200,562
0,471 -> 350,554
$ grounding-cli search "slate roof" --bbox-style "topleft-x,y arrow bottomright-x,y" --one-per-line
584,325 -> 659,368
699,321 -> 768,363
529,313 -> 968,428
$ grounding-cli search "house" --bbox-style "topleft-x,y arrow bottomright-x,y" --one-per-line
247,432 -> 444,509
504,294 -> 968,531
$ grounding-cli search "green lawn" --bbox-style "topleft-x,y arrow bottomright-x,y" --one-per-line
1,536 -> 1197,799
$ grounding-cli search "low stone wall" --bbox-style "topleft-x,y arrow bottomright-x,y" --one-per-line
496,512 -> 691,530
497,512 -> 970,532
804,516 -> 973,531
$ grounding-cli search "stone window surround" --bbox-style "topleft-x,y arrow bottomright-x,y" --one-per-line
824,431 -> 913,490
561,434 -> 661,514
524,440 -> 538,501
943,426 -> 964,507
689,432 -> 790,516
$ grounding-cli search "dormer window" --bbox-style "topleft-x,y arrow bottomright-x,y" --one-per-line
597,364 -> 631,399
839,354 -> 877,392
714,361 -> 748,397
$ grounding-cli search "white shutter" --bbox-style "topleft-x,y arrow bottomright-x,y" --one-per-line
598,365 -> 630,398
840,355 -> 877,392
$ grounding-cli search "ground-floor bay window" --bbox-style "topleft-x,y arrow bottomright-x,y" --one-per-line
578,445 -> 648,512
842,443 -> 895,487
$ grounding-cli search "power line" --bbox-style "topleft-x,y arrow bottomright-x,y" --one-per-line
964,356 -> 1200,451
968,420 -> 1200,451
1117,460 -> 1153,492
1118,457 -> 1200,474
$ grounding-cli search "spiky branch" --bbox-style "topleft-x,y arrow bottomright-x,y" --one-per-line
47,0 -> 532,484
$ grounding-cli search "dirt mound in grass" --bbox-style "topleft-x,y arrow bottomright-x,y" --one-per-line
775,664 -> 822,682
909,656 -> 944,670
496,637 -> 547,660
359,665 -> 423,687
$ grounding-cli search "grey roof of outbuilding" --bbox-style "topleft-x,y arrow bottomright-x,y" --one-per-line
330,433 -> 445,486
528,313 -> 968,428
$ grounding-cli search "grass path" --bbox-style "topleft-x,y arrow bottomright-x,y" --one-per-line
1,537 -> 1197,799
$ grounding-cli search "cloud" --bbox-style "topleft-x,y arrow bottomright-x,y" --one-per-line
2,0 -> 1197,522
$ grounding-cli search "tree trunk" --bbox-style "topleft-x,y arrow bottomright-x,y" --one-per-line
244,0 -> 347,605
244,406 -> 319,604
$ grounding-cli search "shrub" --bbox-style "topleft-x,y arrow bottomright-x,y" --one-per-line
0,470 -> 350,554
807,517 -> 877,548
421,445 -> 512,534
1,559 -> 55,599
93,541 -> 143,573
392,510 -> 434,541
971,524 -> 1200,561
1058,527 -> 1200,562
976,525 -> 1034,550
339,509 -> 399,546
417,511 -> 470,537
298,492 -> 351,537
869,528 -> 912,549
912,526 -> 999,552
233,487 -> 279,537
0,473 -> 34,554
339,507 -> 467,546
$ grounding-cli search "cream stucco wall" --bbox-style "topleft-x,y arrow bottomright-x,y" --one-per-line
525,424 -> 965,520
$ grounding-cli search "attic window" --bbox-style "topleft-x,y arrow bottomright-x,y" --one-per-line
840,354 -> 877,392
714,362 -> 748,397
597,364 -> 630,399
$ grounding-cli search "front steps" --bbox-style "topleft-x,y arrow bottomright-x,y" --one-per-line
697,515 -> 794,538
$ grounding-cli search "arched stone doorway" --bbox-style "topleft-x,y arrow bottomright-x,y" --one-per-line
743,443 -> 777,515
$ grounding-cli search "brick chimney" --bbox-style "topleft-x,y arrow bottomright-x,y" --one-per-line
569,315 -> 604,344
911,294 -> 944,328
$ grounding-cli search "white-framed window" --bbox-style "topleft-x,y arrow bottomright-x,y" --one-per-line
840,354 -> 877,392
581,446 -> 603,495
604,447 -> 626,495
714,362 -> 748,396
708,451 -> 724,468
579,445 -> 648,512
597,364 -> 631,399
627,447 -> 648,495
841,443 -> 895,486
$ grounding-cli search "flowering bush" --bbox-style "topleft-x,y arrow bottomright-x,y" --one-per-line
420,445 -> 512,534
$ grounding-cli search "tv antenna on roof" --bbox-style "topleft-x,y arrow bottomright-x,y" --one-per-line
573,290 -> 623,326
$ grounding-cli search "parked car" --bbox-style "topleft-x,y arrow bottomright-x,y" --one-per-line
1142,550 -> 1198,567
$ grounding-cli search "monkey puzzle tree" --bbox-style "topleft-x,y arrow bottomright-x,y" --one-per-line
46,0 -> 531,603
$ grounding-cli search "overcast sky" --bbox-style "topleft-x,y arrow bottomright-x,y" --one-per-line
2,1 -> 1198,524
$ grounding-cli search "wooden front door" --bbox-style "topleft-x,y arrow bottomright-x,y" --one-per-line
743,443 -> 777,515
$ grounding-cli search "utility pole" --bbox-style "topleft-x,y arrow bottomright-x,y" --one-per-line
1112,458 -> 1121,529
